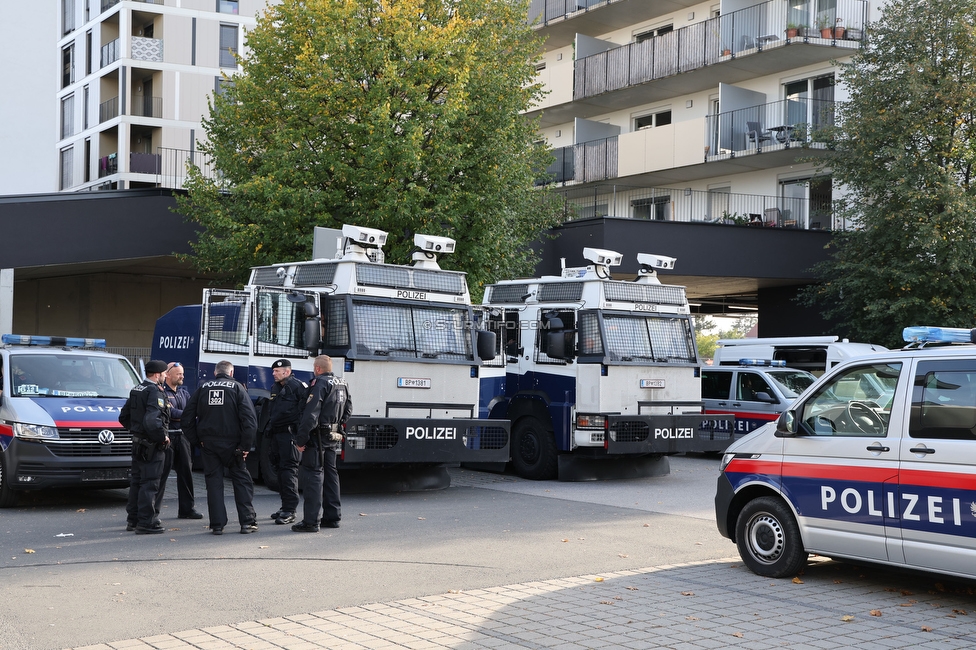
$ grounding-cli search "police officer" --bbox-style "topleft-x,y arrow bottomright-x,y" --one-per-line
292,355 -> 351,532
157,362 -> 202,519
182,360 -> 259,535
265,358 -> 307,525
120,359 -> 171,534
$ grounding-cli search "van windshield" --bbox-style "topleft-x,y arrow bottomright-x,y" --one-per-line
9,354 -> 140,398
766,369 -> 816,398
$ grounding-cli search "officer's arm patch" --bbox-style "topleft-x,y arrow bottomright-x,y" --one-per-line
157,397 -> 166,408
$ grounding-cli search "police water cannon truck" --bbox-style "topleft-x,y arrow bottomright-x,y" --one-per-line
153,224 -> 510,489
0,334 -> 142,506
479,248 -> 734,480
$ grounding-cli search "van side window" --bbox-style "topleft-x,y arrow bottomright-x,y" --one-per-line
702,371 -> 732,399
798,363 -> 901,437
911,362 -> 976,441
738,372 -> 773,401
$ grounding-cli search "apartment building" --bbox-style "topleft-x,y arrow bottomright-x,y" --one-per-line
528,0 -> 874,233
55,0 -> 261,192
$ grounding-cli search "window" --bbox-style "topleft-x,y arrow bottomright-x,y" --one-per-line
702,371 -> 733,400
62,0 -> 75,35
60,147 -> 74,190
83,85 -> 89,129
62,44 -> 75,88
61,94 -> 75,139
798,363 -> 902,437
911,361 -> 976,440
218,0 -> 239,14
635,110 -> 671,130
602,314 -> 696,364
635,25 -> 673,42
738,372 -> 773,401
219,24 -> 239,68
215,76 -> 235,98
85,31 -> 92,75
632,196 -> 670,220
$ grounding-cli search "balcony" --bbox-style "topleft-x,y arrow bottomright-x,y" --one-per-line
131,37 -> 163,63
706,98 -> 835,160
531,0 -> 865,127
544,137 -> 618,184
130,152 -> 161,175
101,39 -> 120,68
157,147 -> 219,190
529,0 -> 689,49
98,153 -> 118,178
101,0 -> 119,12
556,185 -> 839,231
131,95 -> 163,118
99,96 -> 119,123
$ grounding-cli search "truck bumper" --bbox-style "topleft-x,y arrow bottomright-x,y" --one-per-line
606,414 -> 735,454
714,471 -> 736,540
341,417 -> 510,464
3,438 -> 131,490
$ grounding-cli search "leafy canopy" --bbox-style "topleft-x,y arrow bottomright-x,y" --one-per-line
177,0 -> 564,297
801,0 -> 976,348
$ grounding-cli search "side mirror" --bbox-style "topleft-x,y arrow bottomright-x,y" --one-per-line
546,331 -> 576,361
754,391 -> 778,404
775,410 -> 797,437
304,319 -> 322,354
477,330 -> 496,361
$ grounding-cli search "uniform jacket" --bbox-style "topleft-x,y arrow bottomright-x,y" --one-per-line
266,375 -> 308,435
163,383 -> 190,431
296,372 -> 352,448
182,372 -> 258,452
119,379 -> 170,444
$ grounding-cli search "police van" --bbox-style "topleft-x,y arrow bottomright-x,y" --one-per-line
713,336 -> 887,375
701,360 -> 816,437
716,326 -> 976,580
0,334 -> 141,507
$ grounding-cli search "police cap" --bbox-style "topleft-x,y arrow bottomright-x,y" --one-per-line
145,360 -> 168,374
272,359 -> 291,369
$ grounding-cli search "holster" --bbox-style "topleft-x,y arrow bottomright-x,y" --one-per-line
134,436 -> 158,463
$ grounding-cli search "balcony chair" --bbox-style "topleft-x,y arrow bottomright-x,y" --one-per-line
763,207 -> 782,226
746,121 -> 773,149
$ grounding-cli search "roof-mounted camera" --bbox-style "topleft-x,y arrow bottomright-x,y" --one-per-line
341,224 -> 388,262
636,252 -> 677,284
412,233 -> 456,269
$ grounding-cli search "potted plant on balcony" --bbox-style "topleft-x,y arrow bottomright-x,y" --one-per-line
816,15 -> 832,38
786,22 -> 801,39
832,18 -> 845,39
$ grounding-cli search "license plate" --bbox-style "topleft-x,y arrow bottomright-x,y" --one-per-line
640,379 -> 665,389
81,468 -> 130,482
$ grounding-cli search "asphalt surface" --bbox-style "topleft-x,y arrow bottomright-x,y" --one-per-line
1,457 -> 974,649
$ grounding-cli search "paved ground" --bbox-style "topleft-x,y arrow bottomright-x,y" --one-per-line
67,467 -> 976,650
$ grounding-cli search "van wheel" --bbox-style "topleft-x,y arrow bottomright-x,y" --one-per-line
511,416 -> 558,480
735,496 -> 807,578
0,454 -> 20,508
258,438 -> 280,492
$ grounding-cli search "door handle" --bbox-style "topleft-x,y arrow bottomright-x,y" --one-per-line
910,445 -> 936,455
732,402 -> 742,407
865,443 -> 890,453
717,402 -> 727,407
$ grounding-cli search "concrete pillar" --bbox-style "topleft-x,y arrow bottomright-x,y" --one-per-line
0,269 -> 12,335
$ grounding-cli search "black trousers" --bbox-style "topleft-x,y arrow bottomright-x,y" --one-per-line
298,446 -> 341,526
155,431 -> 196,516
126,447 -> 165,528
201,445 -> 256,529
274,431 -> 301,513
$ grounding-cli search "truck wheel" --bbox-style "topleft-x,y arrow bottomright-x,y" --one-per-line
259,438 -> 280,492
735,496 -> 807,578
511,416 -> 558,480
0,454 -> 20,508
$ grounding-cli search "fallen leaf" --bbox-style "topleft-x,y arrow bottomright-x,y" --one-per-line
625,587 -> 638,591
901,590 -> 914,596
731,632 -> 743,638
686,616 -> 699,621
921,626 -> 933,632
618,554 -> 629,558
952,609 -> 967,615
448,590 -> 461,594
600,600 -> 614,605
833,580 -> 843,584
169,528 -> 180,531
169,538 -> 177,542
841,615 -> 854,622
359,513 -> 368,516
695,542 -> 703,546
613,596 -> 622,600
24,549 -> 35,554
418,517 -> 426,520
930,602 -> 943,608
681,591 -> 694,596
792,577 -> 804,584
76,509 -> 86,513
869,610 -> 882,617
562,539 -> 569,543
642,524 -> 650,527
594,577 -> 604,582
258,546 -> 269,549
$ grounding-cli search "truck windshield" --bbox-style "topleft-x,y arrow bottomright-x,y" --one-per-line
766,369 -> 816,398
9,354 -> 140,398
602,314 -> 697,364
352,301 -> 473,360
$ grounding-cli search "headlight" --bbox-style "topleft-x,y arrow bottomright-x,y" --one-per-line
12,423 -> 60,440
576,414 -> 606,429
720,453 -> 736,472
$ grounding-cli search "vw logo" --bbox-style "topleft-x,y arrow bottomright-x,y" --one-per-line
97,430 -> 115,445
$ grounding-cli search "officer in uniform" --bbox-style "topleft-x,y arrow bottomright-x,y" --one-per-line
157,362 -> 202,519
292,355 -> 351,532
265,358 -> 307,525
182,360 -> 259,535
120,359 -> 171,534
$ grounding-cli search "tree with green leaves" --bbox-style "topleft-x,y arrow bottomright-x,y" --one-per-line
177,0 -> 564,297
695,316 -> 756,360
801,0 -> 976,348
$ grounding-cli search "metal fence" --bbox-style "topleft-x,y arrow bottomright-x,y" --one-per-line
705,98 -> 836,158
157,147 -> 219,190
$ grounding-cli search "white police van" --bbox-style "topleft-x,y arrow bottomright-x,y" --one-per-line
0,334 -> 141,506
716,326 -> 976,580
702,360 -> 816,437
713,336 -> 887,375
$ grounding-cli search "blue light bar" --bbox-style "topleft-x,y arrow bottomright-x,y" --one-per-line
1,334 -> 107,348
738,358 -> 786,367
903,327 -> 976,344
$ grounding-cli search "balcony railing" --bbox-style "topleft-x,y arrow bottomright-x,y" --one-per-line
528,0 -> 592,25
543,137 -> 618,184
131,37 -> 163,62
131,152 -> 161,174
99,96 -> 119,123
101,0 -> 119,12
573,0 -> 866,102
98,153 -> 118,178
158,147 -> 218,190
555,184 -> 839,231
131,95 -> 162,118
706,98 -> 836,159
101,38 -> 120,68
